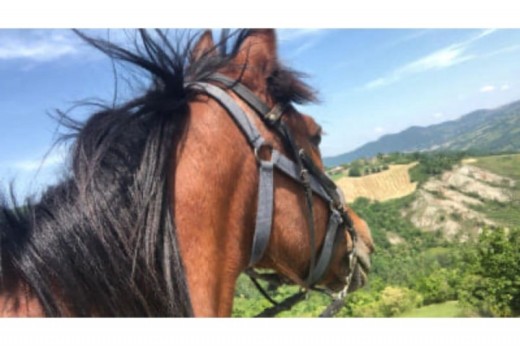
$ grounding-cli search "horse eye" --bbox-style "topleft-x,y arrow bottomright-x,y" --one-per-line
310,133 -> 322,147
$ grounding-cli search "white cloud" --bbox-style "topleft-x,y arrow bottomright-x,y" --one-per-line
433,112 -> 444,119
364,45 -> 475,90
480,85 -> 496,93
0,30 -> 81,62
365,78 -> 388,90
481,44 -> 520,59
363,29 -> 496,90
11,149 -> 66,172
408,47 -> 474,70
468,28 -> 497,43
374,126 -> 385,134
382,30 -> 433,49
278,29 -> 327,58
292,40 -> 319,56
278,29 -> 323,42
501,83 -> 510,90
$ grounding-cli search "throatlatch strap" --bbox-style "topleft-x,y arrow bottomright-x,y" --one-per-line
249,153 -> 277,266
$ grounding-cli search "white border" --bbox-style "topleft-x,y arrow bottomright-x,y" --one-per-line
1,2 -> 518,345
1,318 -> 518,346
2,1 -> 520,28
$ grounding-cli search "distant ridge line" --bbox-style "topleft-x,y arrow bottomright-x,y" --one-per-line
324,99 -> 520,167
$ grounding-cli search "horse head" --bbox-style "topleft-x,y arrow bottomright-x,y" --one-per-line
175,30 -> 374,315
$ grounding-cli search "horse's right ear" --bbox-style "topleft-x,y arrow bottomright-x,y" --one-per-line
190,30 -> 216,63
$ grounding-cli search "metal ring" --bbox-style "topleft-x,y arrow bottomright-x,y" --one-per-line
254,142 -> 274,163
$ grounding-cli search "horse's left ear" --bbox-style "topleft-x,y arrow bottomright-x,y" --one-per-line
232,29 -> 278,90
190,30 -> 216,63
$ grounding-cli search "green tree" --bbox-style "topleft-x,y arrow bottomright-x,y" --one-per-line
414,268 -> 460,304
459,228 -> 520,317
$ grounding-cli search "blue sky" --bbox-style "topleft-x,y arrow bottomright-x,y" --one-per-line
1,29 -> 520,197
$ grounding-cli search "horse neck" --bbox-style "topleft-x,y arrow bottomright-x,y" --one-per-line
171,98 -> 259,316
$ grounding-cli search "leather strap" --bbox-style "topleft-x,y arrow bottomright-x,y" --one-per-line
188,82 -> 277,267
189,82 -> 264,148
206,73 -> 272,117
249,151 -> 277,266
186,79 -> 353,287
189,82 -> 332,201
306,210 -> 343,284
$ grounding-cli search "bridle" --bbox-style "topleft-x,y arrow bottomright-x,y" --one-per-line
187,73 -> 358,316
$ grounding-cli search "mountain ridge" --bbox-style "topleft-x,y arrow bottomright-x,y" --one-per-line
324,99 -> 520,167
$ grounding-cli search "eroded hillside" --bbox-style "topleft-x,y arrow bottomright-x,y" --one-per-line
337,154 -> 519,242
402,164 -> 515,239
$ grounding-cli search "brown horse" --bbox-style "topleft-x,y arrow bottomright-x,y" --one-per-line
0,29 -> 373,317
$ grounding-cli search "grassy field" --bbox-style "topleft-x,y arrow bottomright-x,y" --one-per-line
329,171 -> 347,182
468,154 -> 520,228
469,153 -> 520,181
398,301 -> 470,317
472,199 -> 520,229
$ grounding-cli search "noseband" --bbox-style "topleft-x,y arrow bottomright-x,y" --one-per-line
187,74 -> 357,292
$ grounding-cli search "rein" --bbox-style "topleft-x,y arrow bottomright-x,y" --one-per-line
246,246 -> 358,317
187,74 -> 358,316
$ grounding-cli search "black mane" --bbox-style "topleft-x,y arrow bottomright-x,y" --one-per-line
0,29 -> 316,316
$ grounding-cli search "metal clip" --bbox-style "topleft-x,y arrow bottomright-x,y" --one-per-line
331,207 -> 343,224
300,168 -> 310,186
265,104 -> 284,123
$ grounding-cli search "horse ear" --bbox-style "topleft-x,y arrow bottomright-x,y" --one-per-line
233,29 -> 277,87
191,30 -> 216,62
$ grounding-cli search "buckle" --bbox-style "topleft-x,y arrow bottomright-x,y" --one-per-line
265,104 -> 284,123
300,168 -> 311,186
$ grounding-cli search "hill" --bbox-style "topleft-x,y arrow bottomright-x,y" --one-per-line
324,99 -> 520,166
338,153 -> 519,240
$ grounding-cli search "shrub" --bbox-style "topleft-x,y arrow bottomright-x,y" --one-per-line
349,167 -> 362,177
378,286 -> 423,317
344,286 -> 422,317
342,288 -> 386,317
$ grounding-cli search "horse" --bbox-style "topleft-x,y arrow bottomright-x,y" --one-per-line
0,29 -> 373,317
